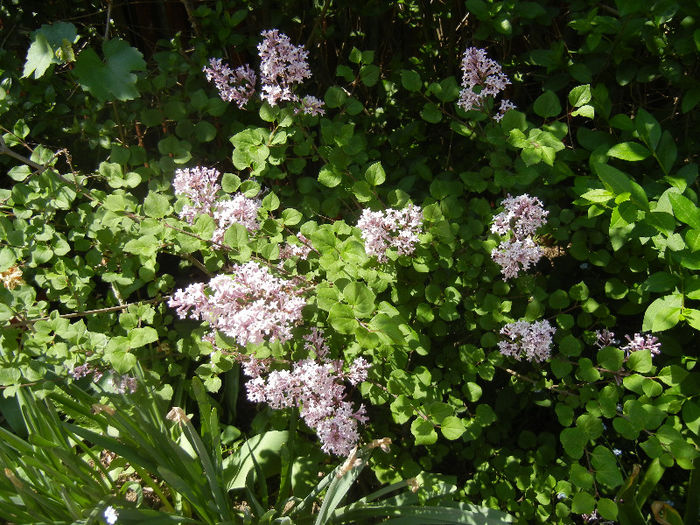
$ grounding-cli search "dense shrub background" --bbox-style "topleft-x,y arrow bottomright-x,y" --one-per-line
0,1 -> 699,523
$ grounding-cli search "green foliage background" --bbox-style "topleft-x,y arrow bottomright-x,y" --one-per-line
0,0 -> 699,523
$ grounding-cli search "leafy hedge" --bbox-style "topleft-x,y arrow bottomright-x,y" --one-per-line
0,0 -> 699,524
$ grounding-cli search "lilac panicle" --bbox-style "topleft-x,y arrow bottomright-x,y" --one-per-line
168,262 -> 306,347
458,47 -> 513,114
498,320 -> 556,362
622,332 -> 661,357
491,238 -> 543,280
203,58 -> 256,108
491,194 -> 548,239
357,204 -> 423,262
258,29 -> 312,105
173,166 -> 221,222
242,329 -> 370,456
490,194 -> 548,279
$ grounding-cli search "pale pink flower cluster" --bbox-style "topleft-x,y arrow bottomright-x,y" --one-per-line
296,95 -> 326,116
621,332 -> 661,357
202,59 -> 256,109
258,29 -> 312,105
357,204 -> 423,262
494,98 -> 517,122
498,320 -> 556,362
458,47 -> 515,120
491,194 -> 548,238
204,30 -> 324,115
212,194 -> 261,243
70,363 -> 103,382
593,329 -> 661,358
243,330 -> 370,456
279,232 -> 312,260
173,166 -> 221,222
491,194 -> 548,279
172,166 -> 261,242
168,262 -> 306,346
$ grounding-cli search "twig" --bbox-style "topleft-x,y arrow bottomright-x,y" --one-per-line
11,296 -> 167,328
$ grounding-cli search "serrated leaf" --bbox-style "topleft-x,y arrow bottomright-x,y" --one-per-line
73,39 -> 146,102
22,33 -> 54,79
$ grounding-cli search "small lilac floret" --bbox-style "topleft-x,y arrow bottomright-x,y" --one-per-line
212,194 -> 261,243
498,320 -> 556,362
357,204 -> 423,262
280,232 -> 312,260
298,95 -> 326,116
203,58 -> 256,108
594,328 -> 619,348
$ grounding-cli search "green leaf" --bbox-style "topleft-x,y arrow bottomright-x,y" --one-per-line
365,162 -> 386,186
328,303 -> 358,334
22,33 -> 54,79
533,90 -> 561,118
597,346 -> 624,372
108,349 -> 137,374
223,223 -> 249,249
627,351 -> 653,374
642,294 -> 683,332
420,102 -> 442,123
143,192 -> 171,218
123,235 -> 160,257
324,87 -> 347,109
592,162 -> 649,211
597,499 -> 618,520
401,70 -> 422,91
390,395 -> 413,424
359,64 -> 380,86
440,416 -> 466,440
560,427 -> 587,459
607,142 -> 651,161
281,208 -> 302,226
568,85 -> 591,107
73,39 -> 146,102
129,327 -> 158,348
591,446 -> 623,488
635,108 -> 661,151
571,492 -> 595,514
342,282 -> 375,318
411,418 -> 438,446
668,192 -> 700,229
318,166 -> 342,188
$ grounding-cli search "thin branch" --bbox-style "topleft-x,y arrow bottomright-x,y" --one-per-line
11,296 -> 167,328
